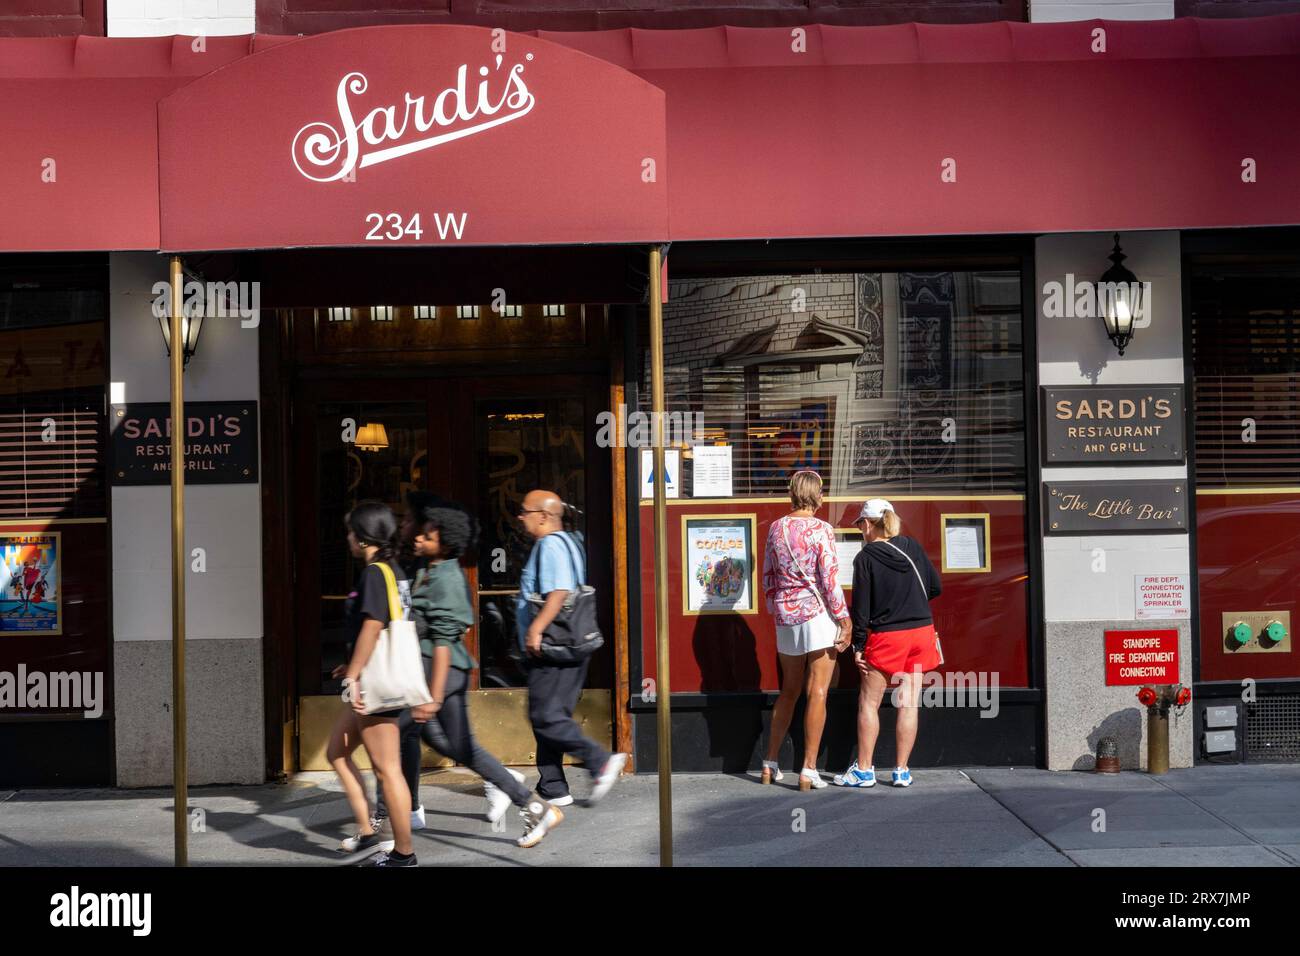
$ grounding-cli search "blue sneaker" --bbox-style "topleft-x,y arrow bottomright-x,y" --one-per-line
833,762 -> 876,788
891,767 -> 913,788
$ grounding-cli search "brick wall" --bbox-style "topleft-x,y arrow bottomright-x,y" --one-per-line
663,273 -> 858,375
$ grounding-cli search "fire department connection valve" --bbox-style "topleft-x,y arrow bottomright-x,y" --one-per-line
1263,620 -> 1287,646
1136,684 -> 1191,775
1229,621 -> 1252,647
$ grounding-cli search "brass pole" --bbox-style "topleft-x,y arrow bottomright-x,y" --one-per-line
1147,708 -> 1170,775
169,256 -> 188,867
648,246 -> 672,868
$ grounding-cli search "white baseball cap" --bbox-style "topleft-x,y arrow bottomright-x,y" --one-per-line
855,498 -> 894,523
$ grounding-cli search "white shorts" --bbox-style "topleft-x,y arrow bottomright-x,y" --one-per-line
775,611 -> 839,656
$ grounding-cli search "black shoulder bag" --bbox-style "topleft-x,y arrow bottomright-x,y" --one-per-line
526,532 -> 605,664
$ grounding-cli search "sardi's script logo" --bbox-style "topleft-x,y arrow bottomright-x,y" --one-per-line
50,886 -> 151,936
293,55 -> 536,182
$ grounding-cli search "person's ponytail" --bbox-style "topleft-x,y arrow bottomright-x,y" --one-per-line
881,508 -> 902,538
346,500 -> 399,564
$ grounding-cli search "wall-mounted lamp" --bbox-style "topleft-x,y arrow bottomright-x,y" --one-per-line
158,305 -> 204,369
1100,233 -> 1139,356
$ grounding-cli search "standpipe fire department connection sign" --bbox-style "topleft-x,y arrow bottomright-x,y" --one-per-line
110,402 -> 258,485
1105,629 -> 1179,685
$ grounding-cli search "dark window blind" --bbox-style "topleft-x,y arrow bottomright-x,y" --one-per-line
1192,277 -> 1300,488
0,392 -> 105,520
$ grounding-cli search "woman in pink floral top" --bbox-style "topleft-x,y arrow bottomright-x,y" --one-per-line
760,470 -> 851,791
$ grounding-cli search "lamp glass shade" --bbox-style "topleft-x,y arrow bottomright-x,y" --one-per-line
355,423 -> 390,452
1099,233 -> 1139,354
157,306 -> 205,365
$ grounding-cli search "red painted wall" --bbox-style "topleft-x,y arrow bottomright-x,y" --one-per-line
1197,491 -> 1300,682
638,496 -> 1031,692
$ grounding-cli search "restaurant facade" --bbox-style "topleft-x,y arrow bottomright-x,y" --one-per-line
3,9 -> 1300,786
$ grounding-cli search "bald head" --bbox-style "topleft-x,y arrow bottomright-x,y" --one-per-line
519,489 -> 564,539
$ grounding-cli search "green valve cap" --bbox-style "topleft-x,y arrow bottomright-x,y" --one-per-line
1264,621 -> 1287,642
1231,622 -> 1252,645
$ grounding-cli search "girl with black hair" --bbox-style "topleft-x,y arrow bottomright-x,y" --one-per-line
402,501 -> 561,848
325,500 -> 418,867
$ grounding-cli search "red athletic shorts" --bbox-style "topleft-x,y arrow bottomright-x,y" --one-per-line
863,624 -> 941,677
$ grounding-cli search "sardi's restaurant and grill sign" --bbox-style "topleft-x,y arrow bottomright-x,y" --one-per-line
111,402 -> 258,485
1041,385 -> 1184,464
1044,479 -> 1187,535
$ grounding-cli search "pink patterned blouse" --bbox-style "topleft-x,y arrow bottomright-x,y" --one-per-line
762,515 -> 849,627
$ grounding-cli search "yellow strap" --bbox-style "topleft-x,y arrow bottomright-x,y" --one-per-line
373,561 -> 402,624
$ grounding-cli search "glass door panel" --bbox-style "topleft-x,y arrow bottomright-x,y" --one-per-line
475,396 -> 586,687
314,400 -> 427,696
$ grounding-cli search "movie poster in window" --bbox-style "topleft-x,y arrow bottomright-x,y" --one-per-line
0,533 -> 61,635
748,401 -> 833,492
682,516 -> 756,614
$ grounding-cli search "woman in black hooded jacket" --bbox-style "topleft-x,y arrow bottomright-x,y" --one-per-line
833,498 -> 942,789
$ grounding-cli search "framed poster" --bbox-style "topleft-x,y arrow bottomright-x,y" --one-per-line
1,532 -> 61,635
941,514 -> 990,573
682,514 -> 757,615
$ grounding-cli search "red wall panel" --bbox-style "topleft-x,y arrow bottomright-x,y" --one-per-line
638,495 -> 1031,693
1197,491 -> 1300,681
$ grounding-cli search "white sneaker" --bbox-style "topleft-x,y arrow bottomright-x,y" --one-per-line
485,769 -> 525,823
338,816 -> 381,853
799,767 -> 828,790
548,793 -> 575,807
588,753 -> 629,805
516,798 -> 563,848
411,805 -> 426,830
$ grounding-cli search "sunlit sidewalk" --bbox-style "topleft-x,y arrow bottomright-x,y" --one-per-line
1,764 -> 1297,867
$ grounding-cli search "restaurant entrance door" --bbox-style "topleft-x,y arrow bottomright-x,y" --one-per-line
287,373 -> 614,770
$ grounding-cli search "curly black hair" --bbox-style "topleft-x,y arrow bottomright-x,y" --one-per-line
419,503 -> 479,560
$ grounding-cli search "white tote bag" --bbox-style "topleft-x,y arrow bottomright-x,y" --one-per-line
358,562 -> 433,715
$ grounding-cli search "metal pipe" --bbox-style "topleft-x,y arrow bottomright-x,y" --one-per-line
169,256 -> 188,866
1147,709 -> 1169,775
648,245 -> 672,868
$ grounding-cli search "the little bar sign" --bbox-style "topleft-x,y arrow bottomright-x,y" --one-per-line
1105,629 -> 1179,685
1043,479 -> 1186,534
111,402 -> 258,485
1041,385 -> 1184,464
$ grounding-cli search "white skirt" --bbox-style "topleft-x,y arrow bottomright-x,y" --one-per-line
775,610 -> 839,656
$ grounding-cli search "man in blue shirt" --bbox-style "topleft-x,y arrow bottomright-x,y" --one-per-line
516,488 -> 628,835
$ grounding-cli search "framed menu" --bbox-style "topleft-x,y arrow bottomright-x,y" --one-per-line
941,513 -> 990,573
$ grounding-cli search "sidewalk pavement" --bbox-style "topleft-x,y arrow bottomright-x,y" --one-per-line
1,764 -> 1297,867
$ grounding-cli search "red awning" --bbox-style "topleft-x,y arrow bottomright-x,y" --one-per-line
4,17 -> 1300,253
553,17 -> 1300,240
156,25 -> 670,251
0,34 -> 295,252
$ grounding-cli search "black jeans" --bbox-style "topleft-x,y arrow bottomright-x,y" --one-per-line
526,656 -> 611,800
377,659 -> 531,819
